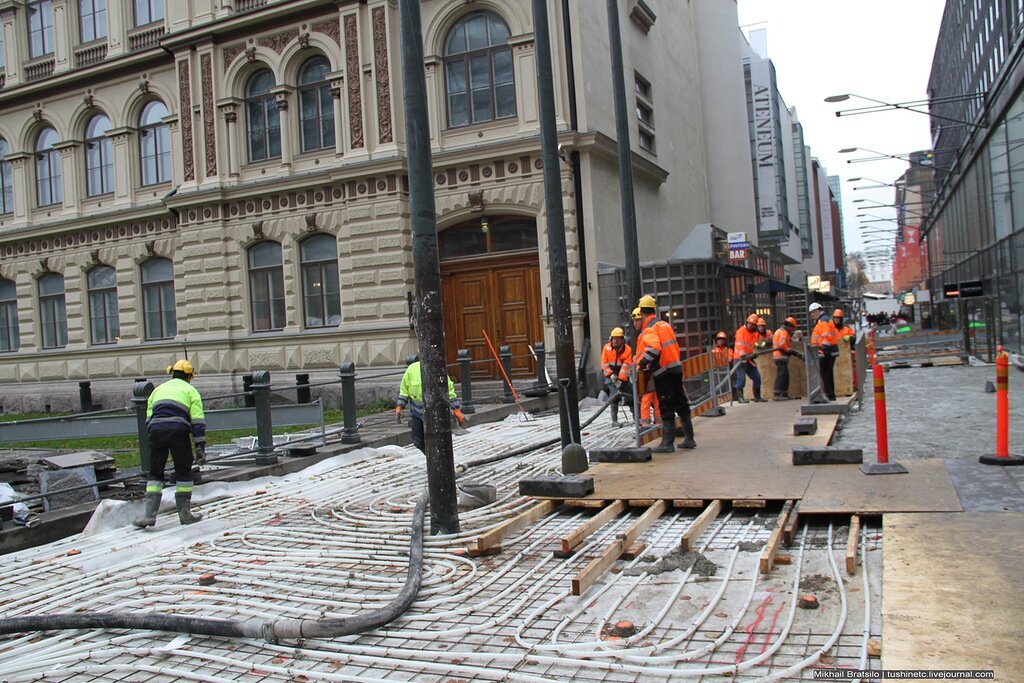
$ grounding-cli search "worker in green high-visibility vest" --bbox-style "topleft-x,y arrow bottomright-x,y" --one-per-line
395,359 -> 465,453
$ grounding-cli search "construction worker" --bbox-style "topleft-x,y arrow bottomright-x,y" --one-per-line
632,307 -> 660,428
733,314 -> 765,403
772,316 -> 801,400
711,331 -> 733,367
809,302 -> 839,401
134,359 -> 206,528
754,317 -> 772,351
396,359 -> 465,453
635,294 -> 696,452
833,309 -> 856,347
601,327 -> 634,427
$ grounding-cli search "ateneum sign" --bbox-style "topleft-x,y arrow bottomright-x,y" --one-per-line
750,57 -> 780,239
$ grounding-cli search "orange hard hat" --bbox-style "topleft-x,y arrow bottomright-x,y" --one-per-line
784,316 -> 798,327
715,331 -> 728,340
746,314 -> 759,325
833,308 -> 844,318
756,317 -> 766,326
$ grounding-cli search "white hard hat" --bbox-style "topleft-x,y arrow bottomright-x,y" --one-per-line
808,302 -> 823,313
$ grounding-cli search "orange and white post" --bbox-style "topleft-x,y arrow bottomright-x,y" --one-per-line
860,358 -> 907,475
980,346 -> 1024,466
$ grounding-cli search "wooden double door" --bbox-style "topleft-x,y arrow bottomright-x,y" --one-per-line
441,253 -> 543,380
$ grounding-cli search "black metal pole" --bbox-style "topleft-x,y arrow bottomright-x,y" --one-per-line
533,0 -> 581,446
339,362 -> 360,444
458,349 -> 475,414
606,0 -> 642,334
251,370 -> 277,466
398,0 -> 459,535
132,380 -> 154,474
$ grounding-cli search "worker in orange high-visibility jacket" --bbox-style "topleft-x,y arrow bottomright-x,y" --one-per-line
733,314 -> 765,403
772,316 -> 801,400
632,308 -> 660,428
601,326 -> 634,427
755,317 -> 772,351
634,295 -> 696,453
711,331 -> 733,367
833,309 -> 856,347
809,302 -> 839,401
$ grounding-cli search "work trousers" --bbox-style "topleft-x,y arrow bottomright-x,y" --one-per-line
410,415 -> 425,452
733,360 -> 761,393
608,380 -> 634,411
819,353 -> 837,401
148,429 -> 195,485
653,369 -> 690,424
774,359 -> 790,397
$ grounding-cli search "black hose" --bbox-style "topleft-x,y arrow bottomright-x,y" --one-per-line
0,496 -> 427,642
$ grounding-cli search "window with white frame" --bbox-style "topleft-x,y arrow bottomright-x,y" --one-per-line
0,278 -> 19,352
141,258 -> 176,340
300,233 -> 341,328
298,56 -> 335,153
635,72 -> 655,153
134,0 -> 163,27
87,265 -> 119,344
443,11 -> 515,128
248,241 -> 286,331
85,113 -> 113,196
79,0 -> 107,42
38,272 -> 67,349
35,127 -> 62,207
139,100 -> 170,185
27,0 -> 54,59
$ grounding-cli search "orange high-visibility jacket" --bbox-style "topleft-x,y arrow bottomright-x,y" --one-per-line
712,345 -> 733,367
835,325 -> 856,343
635,314 -> 681,376
601,342 -> 633,382
772,327 -> 792,360
811,318 -> 838,349
733,325 -> 760,361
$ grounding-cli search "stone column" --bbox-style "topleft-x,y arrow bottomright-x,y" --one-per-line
328,71 -> 345,156
53,140 -> 80,216
0,6 -> 23,86
52,0 -> 70,74
271,85 -> 294,171
5,152 -> 30,221
106,0 -> 125,57
217,100 -> 240,178
106,126 -> 134,205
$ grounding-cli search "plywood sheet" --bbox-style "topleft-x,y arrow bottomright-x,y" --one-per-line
800,458 -> 962,514
883,512 -> 1024,679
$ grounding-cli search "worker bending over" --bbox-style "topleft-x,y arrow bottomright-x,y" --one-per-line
635,295 -> 696,452
600,327 -> 634,427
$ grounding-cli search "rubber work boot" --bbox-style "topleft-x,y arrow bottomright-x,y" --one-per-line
652,421 -> 676,453
175,492 -> 203,525
753,388 -> 767,403
734,387 -> 748,404
133,491 -> 161,528
679,416 -> 697,449
610,405 -> 620,428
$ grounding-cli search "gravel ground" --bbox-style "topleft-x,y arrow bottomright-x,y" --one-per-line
834,364 -> 1024,460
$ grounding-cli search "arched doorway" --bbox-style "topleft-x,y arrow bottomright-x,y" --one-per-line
440,216 -> 543,380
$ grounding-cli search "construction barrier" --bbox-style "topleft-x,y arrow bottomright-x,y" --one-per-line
873,330 -> 966,368
631,348 -> 726,446
873,364 -> 890,464
979,348 -> 1024,466
854,335 -> 868,410
803,340 -> 828,404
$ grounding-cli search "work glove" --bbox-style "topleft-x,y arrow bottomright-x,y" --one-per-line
612,377 -> 623,389
639,358 -> 651,371
453,409 -> 467,426
395,406 -> 403,423
194,444 -> 206,466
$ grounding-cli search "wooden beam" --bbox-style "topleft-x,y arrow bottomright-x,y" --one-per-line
679,499 -> 722,551
627,498 -> 658,507
563,498 -> 607,508
571,500 -> 667,596
672,499 -> 705,508
732,499 -> 767,509
475,500 -> 559,554
559,500 -> 627,555
846,514 -> 860,575
759,500 -> 793,574
782,502 -> 800,546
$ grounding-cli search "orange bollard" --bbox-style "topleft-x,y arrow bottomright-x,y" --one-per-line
980,346 -> 1024,466
860,363 -> 907,475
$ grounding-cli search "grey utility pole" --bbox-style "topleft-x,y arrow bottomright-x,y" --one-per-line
606,0 -> 642,329
533,0 -> 581,446
398,0 -> 459,535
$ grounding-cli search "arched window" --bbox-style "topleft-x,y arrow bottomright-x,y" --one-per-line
300,234 -> 340,328
139,101 -> 170,185
141,258 -> 176,340
248,241 -> 285,331
28,1 -> 54,58
0,277 -> 19,352
87,265 -> 119,344
443,11 -> 515,128
38,272 -> 67,349
85,113 -> 113,197
0,139 -> 13,214
298,56 -> 334,153
246,69 -> 281,162
79,0 -> 107,42
134,0 -> 163,27
35,127 -> 62,207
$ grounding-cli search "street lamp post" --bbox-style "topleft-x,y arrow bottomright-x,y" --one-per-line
825,92 -> 985,128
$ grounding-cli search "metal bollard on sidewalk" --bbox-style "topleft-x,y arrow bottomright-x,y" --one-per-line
339,362 -> 361,444
79,381 -> 94,412
132,379 -> 155,474
242,373 -> 256,408
458,349 -> 475,414
980,346 -> 1024,466
860,364 -> 907,475
251,370 -> 278,466
295,373 -> 311,404
499,345 -> 514,403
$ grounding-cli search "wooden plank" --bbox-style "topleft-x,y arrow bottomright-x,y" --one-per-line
627,498 -> 658,507
846,514 -> 860,575
782,502 -> 800,546
563,498 -> 608,508
672,499 -> 705,508
559,500 -> 627,555
732,499 -> 767,509
679,500 -> 723,551
571,500 -> 667,596
621,541 -> 646,560
475,500 -> 558,553
759,500 -> 793,574
801,459 -> 961,514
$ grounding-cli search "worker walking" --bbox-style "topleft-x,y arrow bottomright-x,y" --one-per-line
635,295 -> 696,452
733,314 -> 765,403
134,359 -> 207,528
809,303 -> 839,401
601,327 -> 634,427
632,308 -> 660,428
772,316 -> 801,400
396,359 -> 465,453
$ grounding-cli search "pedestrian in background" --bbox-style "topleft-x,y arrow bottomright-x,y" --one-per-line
396,359 -> 465,453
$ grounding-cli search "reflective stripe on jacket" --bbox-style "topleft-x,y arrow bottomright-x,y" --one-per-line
811,319 -> 838,348
835,325 -> 856,343
635,314 -> 681,376
601,342 -> 633,382
396,361 -> 460,420
733,325 -> 759,360
147,377 -> 207,445
772,327 -> 791,360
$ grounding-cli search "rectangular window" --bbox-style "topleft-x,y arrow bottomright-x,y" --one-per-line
80,0 -> 107,43
250,268 -> 286,331
134,0 -> 163,27
635,72 -> 655,153
28,0 -> 54,59
40,294 -> 67,348
0,300 -> 18,351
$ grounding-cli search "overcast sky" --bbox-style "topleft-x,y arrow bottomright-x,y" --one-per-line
735,0 -> 946,269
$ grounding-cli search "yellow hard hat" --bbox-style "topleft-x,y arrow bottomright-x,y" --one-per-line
638,294 -> 656,309
609,327 -> 625,339
631,307 -> 643,320
167,359 -> 195,375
